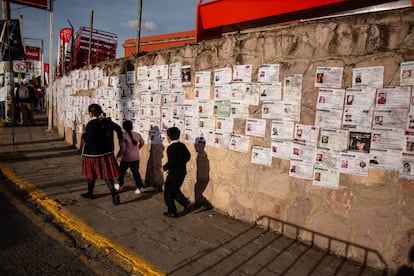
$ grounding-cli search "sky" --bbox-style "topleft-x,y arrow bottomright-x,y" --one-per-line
5,0 -> 200,64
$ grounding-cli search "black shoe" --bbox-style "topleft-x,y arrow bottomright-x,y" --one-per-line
163,212 -> 177,218
113,194 -> 120,205
184,202 -> 192,211
81,192 -> 94,199
202,203 -> 213,210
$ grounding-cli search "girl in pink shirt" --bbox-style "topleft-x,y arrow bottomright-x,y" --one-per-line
115,120 -> 145,194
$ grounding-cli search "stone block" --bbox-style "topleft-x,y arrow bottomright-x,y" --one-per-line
327,186 -> 354,218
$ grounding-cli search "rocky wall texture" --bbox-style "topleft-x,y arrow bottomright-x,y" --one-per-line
59,7 -> 414,272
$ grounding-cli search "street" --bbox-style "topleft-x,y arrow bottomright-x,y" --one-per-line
0,177 -> 129,276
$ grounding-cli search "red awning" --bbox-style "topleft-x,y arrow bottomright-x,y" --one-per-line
195,0 -> 408,42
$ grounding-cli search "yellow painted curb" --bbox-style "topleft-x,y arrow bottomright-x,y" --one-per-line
0,162 -> 164,276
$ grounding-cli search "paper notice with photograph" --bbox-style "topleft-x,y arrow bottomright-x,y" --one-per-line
195,71 -> 211,86
262,101 -> 284,119
214,84 -> 232,100
283,74 -> 302,100
194,85 -> 211,100
230,83 -> 246,100
214,67 -> 232,85
184,128 -> 200,144
282,100 -> 301,122
289,159 -> 314,180
212,131 -> 228,149
159,79 -> 171,94
251,146 -> 272,166
197,100 -> 215,117
400,61 -> 414,86
271,139 -> 293,160
315,148 -> 341,168
230,101 -> 249,118
369,148 -> 401,171
375,86 -> 411,110
258,64 -> 280,83
245,118 -> 267,137
348,131 -> 371,153
400,156 -> 414,180
294,124 -> 319,146
315,109 -> 343,129
403,130 -> 414,157
373,109 -> 408,129
271,120 -> 294,140
184,115 -> 199,129
244,83 -> 260,105
215,117 -> 234,133
168,63 -> 181,79
198,116 -> 216,130
233,64 -> 252,83
137,66 -> 148,81
316,88 -> 345,110
352,66 -> 384,88
213,100 -> 231,117
339,152 -> 370,176
318,128 -> 349,152
313,167 -> 340,189
344,87 -> 377,109
314,67 -> 343,88
290,142 -> 316,163
181,65 -> 191,86
342,107 -> 374,130
259,82 -> 282,101
371,128 -> 404,150
228,134 -> 250,153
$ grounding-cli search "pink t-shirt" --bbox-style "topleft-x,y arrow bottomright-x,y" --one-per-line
118,131 -> 144,161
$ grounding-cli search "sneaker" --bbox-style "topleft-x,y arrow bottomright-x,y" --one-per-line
114,183 -> 120,191
134,188 -> 142,195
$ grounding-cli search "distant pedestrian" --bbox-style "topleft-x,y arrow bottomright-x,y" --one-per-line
0,85 -> 7,121
144,126 -> 164,192
162,127 -> 191,218
194,137 -> 213,210
115,120 -> 145,194
16,79 -> 35,126
81,103 -> 123,205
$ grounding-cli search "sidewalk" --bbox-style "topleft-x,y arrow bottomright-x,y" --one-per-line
0,114 -> 387,276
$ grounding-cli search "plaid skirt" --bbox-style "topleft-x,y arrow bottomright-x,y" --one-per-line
82,154 -> 120,180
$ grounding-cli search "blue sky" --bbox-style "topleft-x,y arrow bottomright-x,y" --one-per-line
7,0 -> 200,64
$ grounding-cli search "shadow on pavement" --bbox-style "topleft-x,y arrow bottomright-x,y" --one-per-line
167,216 -> 388,276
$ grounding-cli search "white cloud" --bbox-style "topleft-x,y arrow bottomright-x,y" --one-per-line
122,20 -> 158,32
142,21 -> 158,31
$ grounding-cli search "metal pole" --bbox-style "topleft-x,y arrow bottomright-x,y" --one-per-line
1,0 -> 15,125
88,9 -> 93,65
136,0 -> 142,56
47,0 -> 54,130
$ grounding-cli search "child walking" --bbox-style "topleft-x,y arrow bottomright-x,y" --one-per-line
162,127 -> 191,218
81,104 -> 123,205
115,120 -> 145,194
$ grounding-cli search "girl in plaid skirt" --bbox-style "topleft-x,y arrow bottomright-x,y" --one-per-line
81,104 -> 123,205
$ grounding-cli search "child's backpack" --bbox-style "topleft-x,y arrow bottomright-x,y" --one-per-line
18,86 -> 30,99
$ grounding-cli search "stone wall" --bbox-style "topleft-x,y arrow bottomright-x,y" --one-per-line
56,7 -> 414,272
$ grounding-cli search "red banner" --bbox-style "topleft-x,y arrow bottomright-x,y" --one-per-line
10,0 -> 48,10
25,46 -> 41,61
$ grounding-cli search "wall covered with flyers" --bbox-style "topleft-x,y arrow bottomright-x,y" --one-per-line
51,6 -> 414,272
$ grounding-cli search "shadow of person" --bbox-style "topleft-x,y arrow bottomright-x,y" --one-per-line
193,137 -> 213,210
395,246 -> 414,275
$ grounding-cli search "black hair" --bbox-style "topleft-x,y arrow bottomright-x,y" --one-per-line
123,120 -> 138,145
89,104 -> 112,139
167,127 -> 180,140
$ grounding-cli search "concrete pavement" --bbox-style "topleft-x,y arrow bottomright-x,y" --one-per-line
0,113 -> 388,276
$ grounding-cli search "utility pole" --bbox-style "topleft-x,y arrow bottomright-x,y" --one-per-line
136,0 -> 142,56
88,9 -> 93,66
47,0 -> 54,130
1,0 -> 15,125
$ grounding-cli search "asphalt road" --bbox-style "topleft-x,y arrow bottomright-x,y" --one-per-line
0,177 -> 128,276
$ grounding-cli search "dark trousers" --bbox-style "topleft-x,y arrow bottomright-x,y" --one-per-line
118,160 -> 143,189
164,174 -> 189,214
